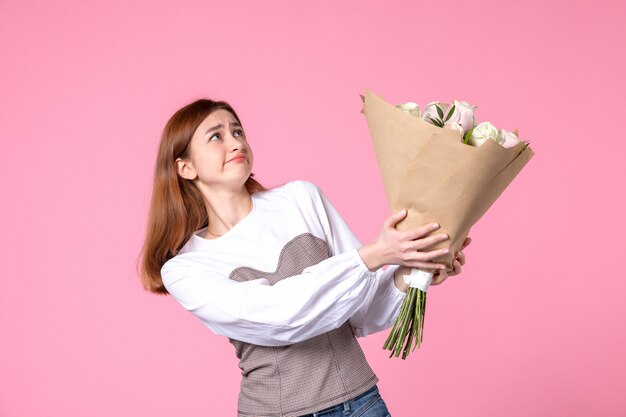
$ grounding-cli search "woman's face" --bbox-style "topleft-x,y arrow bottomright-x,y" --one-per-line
178,109 -> 254,189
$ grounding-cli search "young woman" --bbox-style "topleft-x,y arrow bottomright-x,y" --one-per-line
139,98 -> 470,417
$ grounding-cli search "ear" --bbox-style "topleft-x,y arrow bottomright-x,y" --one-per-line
175,157 -> 197,180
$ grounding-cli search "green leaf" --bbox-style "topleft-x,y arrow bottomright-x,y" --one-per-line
435,104 -> 444,119
464,127 -> 474,144
444,104 -> 456,122
427,116 -> 445,128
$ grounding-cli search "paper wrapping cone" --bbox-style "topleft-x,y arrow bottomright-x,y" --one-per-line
362,89 -> 535,269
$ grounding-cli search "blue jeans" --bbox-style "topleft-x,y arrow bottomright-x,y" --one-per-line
298,385 -> 392,417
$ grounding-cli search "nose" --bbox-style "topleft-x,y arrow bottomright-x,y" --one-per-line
224,131 -> 245,150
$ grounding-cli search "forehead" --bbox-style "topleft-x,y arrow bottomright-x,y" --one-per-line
197,109 -> 238,130
191,109 -> 239,141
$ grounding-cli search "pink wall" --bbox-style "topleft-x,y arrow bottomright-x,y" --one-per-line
1,0 -> 624,416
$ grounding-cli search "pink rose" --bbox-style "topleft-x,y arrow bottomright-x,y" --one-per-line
445,100 -> 476,134
421,101 -> 451,126
498,129 -> 522,148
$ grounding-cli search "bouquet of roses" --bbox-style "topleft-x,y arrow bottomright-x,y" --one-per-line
360,90 -> 534,359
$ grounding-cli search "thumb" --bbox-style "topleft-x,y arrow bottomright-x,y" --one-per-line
433,267 -> 448,285
384,209 -> 407,229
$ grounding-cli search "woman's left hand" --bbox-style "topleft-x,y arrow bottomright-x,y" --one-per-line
393,237 -> 472,292
431,237 -> 471,286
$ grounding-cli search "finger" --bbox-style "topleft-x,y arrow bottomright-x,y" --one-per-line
445,262 -> 458,277
385,209 -> 408,230
412,232 -> 449,249
413,247 -> 450,262
455,251 -> 465,265
409,261 -> 447,270
432,268 -> 448,285
404,222 -> 441,240
461,237 -> 472,250
451,259 -> 461,275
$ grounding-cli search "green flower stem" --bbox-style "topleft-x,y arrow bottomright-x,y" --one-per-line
383,286 -> 429,360
392,288 -> 416,357
396,288 -> 417,359
416,290 -> 425,349
404,289 -> 423,357
403,289 -> 423,358
384,283 -> 412,348
402,313 -> 416,359
385,288 -> 412,356
383,286 -> 411,350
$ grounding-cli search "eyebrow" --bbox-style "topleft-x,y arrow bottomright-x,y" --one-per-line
205,121 -> 242,135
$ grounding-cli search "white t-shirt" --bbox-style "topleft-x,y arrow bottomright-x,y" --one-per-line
160,179 -> 406,346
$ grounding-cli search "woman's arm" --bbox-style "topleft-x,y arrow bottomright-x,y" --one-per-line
348,264 -> 408,337
304,181 -> 408,338
161,247 -> 379,347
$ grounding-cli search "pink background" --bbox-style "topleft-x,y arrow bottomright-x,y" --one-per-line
1,0 -> 624,416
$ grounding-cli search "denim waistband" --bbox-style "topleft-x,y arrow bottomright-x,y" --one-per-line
309,384 -> 379,417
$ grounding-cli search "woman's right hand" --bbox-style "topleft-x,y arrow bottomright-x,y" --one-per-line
365,209 -> 450,271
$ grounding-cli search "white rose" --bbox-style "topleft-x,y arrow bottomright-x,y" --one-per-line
421,101 -> 451,125
498,129 -> 522,148
445,100 -> 476,134
396,101 -> 421,118
468,121 -> 499,147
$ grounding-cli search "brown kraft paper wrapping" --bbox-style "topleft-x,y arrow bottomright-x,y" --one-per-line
361,89 -> 535,270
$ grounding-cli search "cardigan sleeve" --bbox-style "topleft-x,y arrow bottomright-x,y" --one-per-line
303,181 -> 407,338
161,248 -> 380,347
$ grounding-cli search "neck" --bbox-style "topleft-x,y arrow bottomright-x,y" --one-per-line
203,188 -> 253,238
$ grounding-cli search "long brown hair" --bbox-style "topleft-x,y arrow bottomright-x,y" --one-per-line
137,98 -> 269,295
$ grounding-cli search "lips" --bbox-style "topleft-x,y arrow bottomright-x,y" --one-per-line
227,155 -> 247,163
